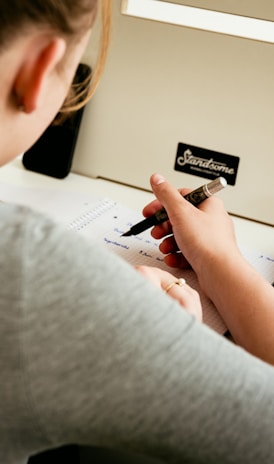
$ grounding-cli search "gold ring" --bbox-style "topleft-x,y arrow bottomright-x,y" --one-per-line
165,278 -> 186,293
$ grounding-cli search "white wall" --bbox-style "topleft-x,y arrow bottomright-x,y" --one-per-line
73,1 -> 274,225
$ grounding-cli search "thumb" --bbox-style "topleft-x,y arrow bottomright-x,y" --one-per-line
150,173 -> 193,220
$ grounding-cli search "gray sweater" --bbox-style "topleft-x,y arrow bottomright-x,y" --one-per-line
1,203 -> 274,464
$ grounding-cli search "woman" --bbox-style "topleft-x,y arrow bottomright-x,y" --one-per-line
1,1 -> 274,464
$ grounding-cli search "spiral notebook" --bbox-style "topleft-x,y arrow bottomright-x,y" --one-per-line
64,196 -> 274,335
1,182 -> 274,335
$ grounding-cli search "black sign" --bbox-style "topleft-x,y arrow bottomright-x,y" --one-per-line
174,143 -> 240,186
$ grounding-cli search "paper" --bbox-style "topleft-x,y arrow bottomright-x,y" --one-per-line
1,182 -> 273,335
64,197 -> 227,332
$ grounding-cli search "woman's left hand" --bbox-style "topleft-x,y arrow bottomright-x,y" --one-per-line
136,265 -> 202,322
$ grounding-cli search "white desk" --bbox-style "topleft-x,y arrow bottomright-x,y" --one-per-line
0,158 -> 273,256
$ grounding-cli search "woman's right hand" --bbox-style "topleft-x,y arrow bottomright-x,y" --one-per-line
143,174 -> 241,281
142,174 -> 274,365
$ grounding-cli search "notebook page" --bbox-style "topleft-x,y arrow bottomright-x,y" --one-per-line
67,199 -> 274,334
241,247 -> 274,283
1,182 -> 273,334
67,198 -> 227,334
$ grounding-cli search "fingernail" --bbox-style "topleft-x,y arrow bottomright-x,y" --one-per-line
152,173 -> 166,185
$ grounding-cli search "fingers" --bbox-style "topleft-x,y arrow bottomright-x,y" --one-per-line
142,198 -> 163,218
151,221 -> 173,240
135,265 -> 202,322
157,234 -> 190,269
142,174 -> 233,283
164,253 -> 190,269
164,276 -> 202,322
144,175 -> 203,241
135,265 -> 188,291
159,235 -> 179,254
142,187 -> 191,218
149,173 -> 194,221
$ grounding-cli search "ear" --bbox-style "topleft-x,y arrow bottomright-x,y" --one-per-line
13,37 -> 66,114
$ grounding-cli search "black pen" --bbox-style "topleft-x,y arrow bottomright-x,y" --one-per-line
122,177 -> 227,237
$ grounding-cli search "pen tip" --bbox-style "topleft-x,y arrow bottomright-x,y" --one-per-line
121,230 -> 131,237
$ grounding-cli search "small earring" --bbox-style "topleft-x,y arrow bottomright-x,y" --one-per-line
18,100 -> 26,113
14,91 -> 26,113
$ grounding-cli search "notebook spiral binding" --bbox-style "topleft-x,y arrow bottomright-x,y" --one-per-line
67,199 -> 117,232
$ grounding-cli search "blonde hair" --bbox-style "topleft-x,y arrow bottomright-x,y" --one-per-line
0,0 -> 112,112
61,0 -> 112,113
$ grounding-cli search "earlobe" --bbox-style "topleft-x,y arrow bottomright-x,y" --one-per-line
13,37 -> 66,114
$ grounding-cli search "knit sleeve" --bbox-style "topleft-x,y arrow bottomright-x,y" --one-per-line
1,204 -> 274,464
